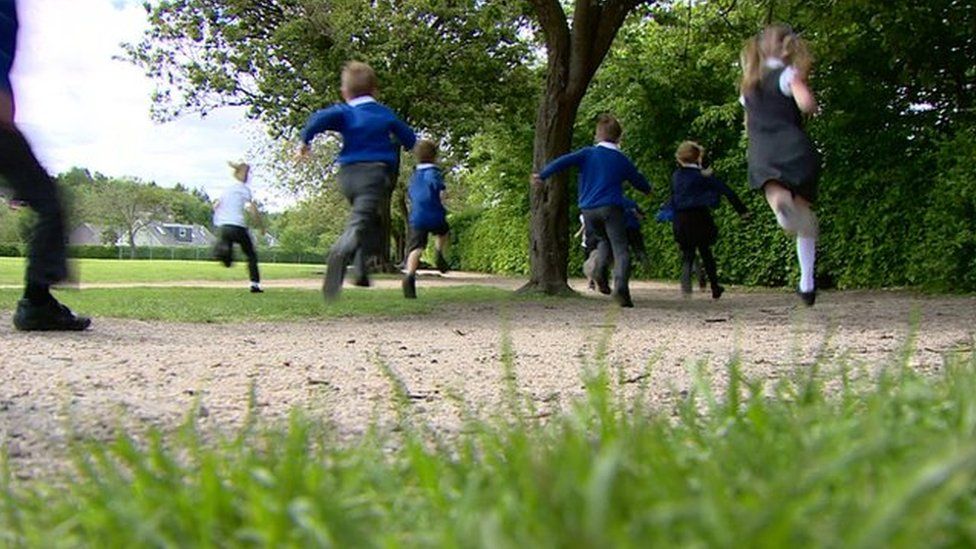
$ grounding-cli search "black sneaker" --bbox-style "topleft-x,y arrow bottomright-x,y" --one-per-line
595,277 -> 612,295
250,286 -> 264,293
402,274 -> 417,299
435,252 -> 450,274
323,251 -> 346,301
13,299 -> 91,331
798,290 -> 816,307
352,275 -> 371,287
712,285 -> 725,300
612,290 -> 634,308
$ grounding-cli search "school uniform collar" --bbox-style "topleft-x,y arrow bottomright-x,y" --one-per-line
346,95 -> 377,107
596,141 -> 620,151
765,57 -> 785,69
415,163 -> 436,170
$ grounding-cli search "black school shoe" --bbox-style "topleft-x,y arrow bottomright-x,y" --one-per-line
14,299 -> 91,331
323,252 -> 346,301
712,285 -> 725,300
402,274 -> 417,299
435,252 -> 450,274
613,289 -> 634,308
798,290 -> 816,307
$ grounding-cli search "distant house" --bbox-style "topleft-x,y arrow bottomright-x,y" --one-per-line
69,223 -> 111,245
133,223 -> 217,247
70,222 -> 217,247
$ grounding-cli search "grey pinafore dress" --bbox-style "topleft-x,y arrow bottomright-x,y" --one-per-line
743,67 -> 820,202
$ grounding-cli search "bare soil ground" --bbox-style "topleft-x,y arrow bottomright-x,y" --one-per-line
2,273 -> 974,478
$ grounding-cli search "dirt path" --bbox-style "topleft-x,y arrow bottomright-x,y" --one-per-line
2,275 -> 974,478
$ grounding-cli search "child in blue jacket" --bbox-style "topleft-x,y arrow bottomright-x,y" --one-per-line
532,114 -> 651,307
299,61 -> 417,299
669,141 -> 747,299
402,139 -> 449,298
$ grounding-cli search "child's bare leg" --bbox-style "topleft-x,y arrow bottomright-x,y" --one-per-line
764,181 -> 798,234
406,248 -> 423,276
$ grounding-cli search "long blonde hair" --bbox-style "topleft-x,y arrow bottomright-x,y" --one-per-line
739,24 -> 813,95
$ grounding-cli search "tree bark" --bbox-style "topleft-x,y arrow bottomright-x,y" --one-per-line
521,0 -> 645,295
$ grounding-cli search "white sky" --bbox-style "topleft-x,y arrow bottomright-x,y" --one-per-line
10,0 -> 285,209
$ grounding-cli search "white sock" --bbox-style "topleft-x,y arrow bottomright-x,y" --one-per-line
797,236 -> 816,293
251,282 -> 261,289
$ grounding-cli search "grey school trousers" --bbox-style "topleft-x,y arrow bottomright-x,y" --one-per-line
329,162 -> 390,271
582,205 -> 631,295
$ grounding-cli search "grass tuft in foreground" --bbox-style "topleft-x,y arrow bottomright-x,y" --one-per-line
3,343 -> 976,546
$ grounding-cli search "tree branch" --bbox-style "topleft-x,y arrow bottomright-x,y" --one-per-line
528,0 -> 570,60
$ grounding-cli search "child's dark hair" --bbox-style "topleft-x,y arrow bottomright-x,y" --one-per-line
414,139 -> 437,163
675,141 -> 704,165
596,114 -> 622,143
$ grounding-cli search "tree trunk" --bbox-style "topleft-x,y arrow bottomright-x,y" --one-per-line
128,229 -> 136,259
519,87 -> 582,296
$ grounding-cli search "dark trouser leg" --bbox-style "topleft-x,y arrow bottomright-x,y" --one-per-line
583,211 -> 612,294
602,207 -> 631,296
233,227 -> 260,283
325,164 -> 388,297
0,125 -> 68,292
698,245 -> 721,296
680,247 -> 695,294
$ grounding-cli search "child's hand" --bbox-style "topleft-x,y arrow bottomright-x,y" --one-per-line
530,174 -> 543,186
295,143 -> 311,161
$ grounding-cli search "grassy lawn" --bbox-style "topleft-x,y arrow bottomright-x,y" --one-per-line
0,258 -> 324,285
0,285 -> 522,322
2,346 -> 975,546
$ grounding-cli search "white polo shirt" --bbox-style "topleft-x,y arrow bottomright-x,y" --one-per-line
213,183 -> 252,227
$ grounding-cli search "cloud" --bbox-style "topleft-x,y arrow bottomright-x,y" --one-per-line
10,0 -> 285,209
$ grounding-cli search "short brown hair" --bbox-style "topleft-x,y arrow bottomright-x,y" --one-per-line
341,61 -> 378,98
414,139 -> 437,163
595,114 -> 622,143
675,141 -> 704,165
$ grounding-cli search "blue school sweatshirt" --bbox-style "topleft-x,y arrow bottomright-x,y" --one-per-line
300,96 -> 417,167
408,165 -> 447,229
670,166 -> 747,214
538,143 -> 651,209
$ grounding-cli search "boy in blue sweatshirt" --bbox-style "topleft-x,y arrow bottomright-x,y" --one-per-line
299,61 -> 417,299
402,139 -> 449,299
1,0 -> 90,330
532,114 -> 651,307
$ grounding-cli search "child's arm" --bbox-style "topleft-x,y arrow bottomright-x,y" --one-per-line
626,160 -> 652,195
391,118 -> 418,151
790,75 -> 818,115
532,149 -> 587,184
300,106 -> 345,146
711,177 -> 748,216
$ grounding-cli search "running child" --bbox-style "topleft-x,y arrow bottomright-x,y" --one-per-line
402,139 -> 450,299
740,24 -> 821,305
299,61 -> 417,299
2,0 -> 89,330
212,161 -> 263,293
532,114 -> 651,307
668,141 -> 747,299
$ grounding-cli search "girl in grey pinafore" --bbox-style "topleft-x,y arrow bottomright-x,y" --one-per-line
741,24 -> 821,306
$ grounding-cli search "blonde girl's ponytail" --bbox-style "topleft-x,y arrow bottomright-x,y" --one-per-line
739,36 -> 763,95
